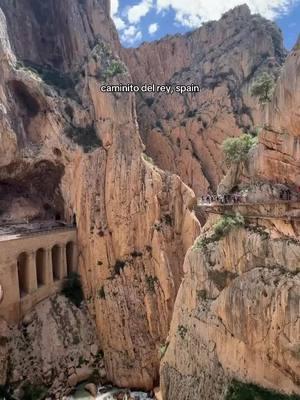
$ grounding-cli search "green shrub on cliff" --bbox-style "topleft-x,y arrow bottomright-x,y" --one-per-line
213,214 -> 245,239
105,60 -> 125,78
222,134 -> 257,164
16,60 -> 75,91
61,272 -> 84,307
251,72 -> 275,105
22,383 -> 47,400
194,214 -> 245,250
65,124 -> 102,153
226,380 -> 300,400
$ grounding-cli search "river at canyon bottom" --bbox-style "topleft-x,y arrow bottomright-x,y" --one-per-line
68,384 -> 153,400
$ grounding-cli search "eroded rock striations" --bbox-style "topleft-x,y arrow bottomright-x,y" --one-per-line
0,0 -> 199,391
124,5 -> 286,196
160,38 -> 300,400
0,0 -> 299,396
7,295 -> 104,398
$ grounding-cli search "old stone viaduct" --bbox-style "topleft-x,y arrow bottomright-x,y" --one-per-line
0,225 -> 77,323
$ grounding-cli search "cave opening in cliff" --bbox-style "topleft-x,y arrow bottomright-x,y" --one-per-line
17,252 -> 29,297
10,80 -> 40,118
0,161 -> 65,225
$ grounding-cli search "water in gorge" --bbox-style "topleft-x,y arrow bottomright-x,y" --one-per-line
68,384 -> 153,399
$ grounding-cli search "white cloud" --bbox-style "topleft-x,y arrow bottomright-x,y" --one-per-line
156,0 -> 299,27
121,25 -> 143,45
111,0 -> 126,30
148,22 -> 159,34
127,0 -> 153,24
111,0 -> 119,16
114,16 -> 126,30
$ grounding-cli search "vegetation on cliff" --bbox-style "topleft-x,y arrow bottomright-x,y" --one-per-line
226,380 -> 300,400
222,134 -> 257,164
251,72 -> 275,104
64,124 -> 102,153
61,272 -> 84,307
194,214 -> 245,250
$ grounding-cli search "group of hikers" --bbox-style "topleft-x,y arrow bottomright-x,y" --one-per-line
279,189 -> 292,201
200,188 -> 293,205
200,194 -> 243,204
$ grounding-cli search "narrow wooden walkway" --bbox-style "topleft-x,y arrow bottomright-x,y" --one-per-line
196,199 -> 300,221
201,208 -> 300,221
197,200 -> 299,207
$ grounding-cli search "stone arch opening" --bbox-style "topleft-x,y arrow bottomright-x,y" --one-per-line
17,252 -> 29,297
66,242 -> 75,275
52,245 -> 61,281
10,80 -> 40,118
36,248 -> 46,287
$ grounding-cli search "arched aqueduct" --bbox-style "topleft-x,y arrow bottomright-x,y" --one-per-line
0,226 -> 77,323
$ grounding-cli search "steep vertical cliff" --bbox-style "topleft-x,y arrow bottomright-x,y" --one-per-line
160,41 -> 300,400
124,5 -> 286,196
0,0 -> 298,396
0,0 -> 199,391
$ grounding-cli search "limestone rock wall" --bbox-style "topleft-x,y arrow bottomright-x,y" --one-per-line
123,5 -> 286,196
7,294 -> 104,398
0,0 -> 199,390
219,42 -> 300,192
160,30 -> 300,400
0,0 -> 119,71
250,43 -> 300,186
161,227 -> 300,400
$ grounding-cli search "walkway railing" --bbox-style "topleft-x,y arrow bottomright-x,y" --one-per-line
195,193 -> 300,222
197,193 -> 299,207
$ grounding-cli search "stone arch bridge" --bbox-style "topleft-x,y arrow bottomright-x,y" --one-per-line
0,223 -> 77,323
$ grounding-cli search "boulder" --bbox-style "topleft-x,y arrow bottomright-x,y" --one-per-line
85,383 -> 97,398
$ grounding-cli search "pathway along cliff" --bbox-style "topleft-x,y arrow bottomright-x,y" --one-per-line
0,1 -> 299,400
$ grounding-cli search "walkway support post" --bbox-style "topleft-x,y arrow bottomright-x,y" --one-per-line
60,244 -> 68,279
45,248 -> 54,286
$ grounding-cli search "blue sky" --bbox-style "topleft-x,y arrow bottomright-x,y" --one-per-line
111,0 -> 300,50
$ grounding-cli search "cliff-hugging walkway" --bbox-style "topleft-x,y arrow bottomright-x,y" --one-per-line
196,194 -> 300,221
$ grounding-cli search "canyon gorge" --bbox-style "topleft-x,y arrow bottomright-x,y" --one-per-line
0,1 -> 299,399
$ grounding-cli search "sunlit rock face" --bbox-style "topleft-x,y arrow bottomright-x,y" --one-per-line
251,43 -> 300,186
0,0 -> 119,71
160,32 -> 300,400
123,4 -> 286,196
0,0 -> 199,390
161,227 -> 300,400
1,0 -> 298,395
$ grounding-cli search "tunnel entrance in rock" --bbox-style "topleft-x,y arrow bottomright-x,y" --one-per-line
17,252 -> 29,297
0,161 -> 65,224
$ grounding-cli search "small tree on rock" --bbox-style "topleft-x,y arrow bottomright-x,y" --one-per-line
222,134 -> 257,164
251,72 -> 275,105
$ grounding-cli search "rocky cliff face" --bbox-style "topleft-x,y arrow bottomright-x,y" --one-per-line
4,295 -> 104,398
1,0 -> 299,397
160,34 -> 300,400
0,0 -> 117,71
250,41 -> 300,186
124,5 -> 286,196
0,0 -> 199,391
